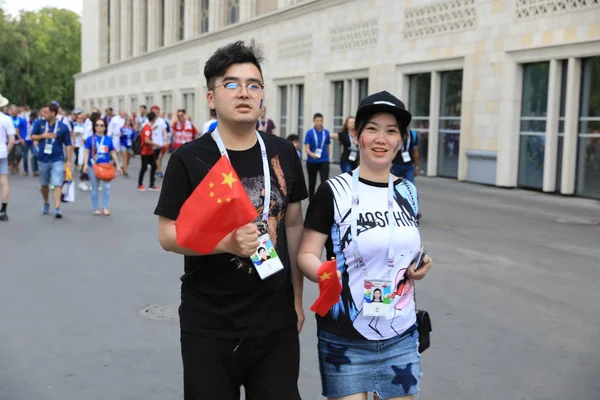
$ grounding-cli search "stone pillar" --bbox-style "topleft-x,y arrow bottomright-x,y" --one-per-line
184,0 -> 197,38
458,54 -> 475,182
427,71 -> 441,177
542,59 -> 562,192
496,60 -> 521,187
99,0 -> 110,65
209,0 -> 225,31
120,0 -> 132,59
109,0 -> 121,62
131,0 -> 142,56
147,0 -> 160,51
560,57 -> 582,195
239,0 -> 257,22
164,0 -> 176,45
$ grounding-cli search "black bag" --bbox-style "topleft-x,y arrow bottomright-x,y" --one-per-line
132,134 -> 141,155
416,309 -> 431,353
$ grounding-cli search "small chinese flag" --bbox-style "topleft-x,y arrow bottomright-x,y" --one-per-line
175,155 -> 257,254
310,259 -> 342,317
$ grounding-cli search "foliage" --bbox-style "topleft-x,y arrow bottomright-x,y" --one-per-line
0,6 -> 80,110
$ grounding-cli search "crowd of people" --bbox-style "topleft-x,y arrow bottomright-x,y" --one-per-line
0,39 -> 428,400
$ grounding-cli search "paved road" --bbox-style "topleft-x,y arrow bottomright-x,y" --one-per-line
1,159 -> 599,400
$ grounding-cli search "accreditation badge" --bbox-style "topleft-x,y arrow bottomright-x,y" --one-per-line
251,234 -> 284,280
363,279 -> 393,317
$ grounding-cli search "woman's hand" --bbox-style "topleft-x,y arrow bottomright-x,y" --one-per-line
82,165 -> 88,174
406,254 -> 432,281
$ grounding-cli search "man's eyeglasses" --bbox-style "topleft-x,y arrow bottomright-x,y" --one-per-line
213,81 -> 264,95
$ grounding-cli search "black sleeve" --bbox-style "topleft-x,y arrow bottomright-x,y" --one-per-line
304,182 -> 334,235
154,152 -> 192,220
289,144 -> 308,203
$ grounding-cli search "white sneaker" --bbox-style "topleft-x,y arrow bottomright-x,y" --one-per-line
78,182 -> 89,191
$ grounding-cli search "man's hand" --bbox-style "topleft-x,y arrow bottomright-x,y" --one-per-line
414,167 -> 419,177
223,223 -> 260,257
82,165 -> 88,174
43,132 -> 56,140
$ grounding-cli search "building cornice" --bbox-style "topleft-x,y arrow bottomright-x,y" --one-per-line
75,0 -> 353,79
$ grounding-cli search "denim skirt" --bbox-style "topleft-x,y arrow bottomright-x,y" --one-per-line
317,326 -> 421,399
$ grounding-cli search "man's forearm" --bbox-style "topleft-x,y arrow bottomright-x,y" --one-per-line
66,146 -> 73,164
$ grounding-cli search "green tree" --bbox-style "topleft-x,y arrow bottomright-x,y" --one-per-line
0,6 -> 80,110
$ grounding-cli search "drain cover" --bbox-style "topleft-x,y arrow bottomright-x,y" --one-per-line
140,303 -> 179,321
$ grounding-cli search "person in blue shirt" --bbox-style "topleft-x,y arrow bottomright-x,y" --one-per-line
82,118 -> 123,216
24,111 -> 40,176
30,102 -> 73,219
303,113 -> 331,199
119,117 -> 136,176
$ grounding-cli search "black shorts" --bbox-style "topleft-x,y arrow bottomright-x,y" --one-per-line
180,326 -> 300,400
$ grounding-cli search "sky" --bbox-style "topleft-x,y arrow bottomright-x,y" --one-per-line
2,0 -> 82,16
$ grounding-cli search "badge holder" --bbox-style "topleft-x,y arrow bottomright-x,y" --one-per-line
251,225 -> 284,280
363,279 -> 393,317
314,148 -> 323,158
401,151 -> 411,163
348,150 -> 357,162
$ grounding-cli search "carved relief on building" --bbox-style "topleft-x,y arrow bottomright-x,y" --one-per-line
330,17 -> 379,52
146,69 -> 158,82
182,60 -> 200,76
162,64 -> 177,79
404,0 -> 476,39
277,34 -> 312,59
132,71 -> 141,85
516,0 -> 600,19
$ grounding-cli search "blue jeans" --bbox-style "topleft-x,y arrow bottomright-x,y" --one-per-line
39,161 -> 64,187
22,142 -> 39,173
88,166 -> 111,210
391,164 -> 415,183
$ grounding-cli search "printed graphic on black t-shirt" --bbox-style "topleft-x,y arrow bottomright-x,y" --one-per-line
304,172 -> 420,340
154,132 -> 308,339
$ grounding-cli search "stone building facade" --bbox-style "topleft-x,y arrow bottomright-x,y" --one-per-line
75,0 -> 600,198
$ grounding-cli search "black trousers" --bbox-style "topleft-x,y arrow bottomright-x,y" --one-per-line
138,154 -> 156,187
307,162 -> 330,199
181,327 -> 301,400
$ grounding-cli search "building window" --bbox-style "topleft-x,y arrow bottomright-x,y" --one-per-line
107,97 -> 113,110
200,0 -> 209,33
145,94 -> 154,107
130,95 -> 138,113
227,0 -> 240,24
438,69 -> 463,178
409,73 -> 431,176
178,0 -> 185,40
357,78 -> 369,102
279,86 -> 288,136
518,62 -> 549,189
162,93 -> 173,114
577,56 -> 600,198
82,100 -> 87,111
182,92 -> 195,123
555,60 -> 568,191
142,0 -> 148,52
332,81 -> 344,134
118,97 -> 125,112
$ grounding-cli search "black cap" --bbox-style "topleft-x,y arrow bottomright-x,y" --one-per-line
355,91 -> 412,128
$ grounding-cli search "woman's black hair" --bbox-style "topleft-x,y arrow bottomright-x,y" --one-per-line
204,40 -> 264,90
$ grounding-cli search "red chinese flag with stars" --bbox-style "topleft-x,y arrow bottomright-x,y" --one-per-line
175,155 -> 257,254
310,259 -> 342,317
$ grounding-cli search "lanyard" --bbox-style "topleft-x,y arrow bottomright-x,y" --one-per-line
45,120 -> 59,145
350,167 -> 396,278
349,131 -> 357,151
312,129 -> 326,150
93,135 -> 105,162
402,130 -> 411,153
212,128 -> 271,225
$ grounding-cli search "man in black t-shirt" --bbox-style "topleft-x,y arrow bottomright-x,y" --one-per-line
154,41 -> 307,400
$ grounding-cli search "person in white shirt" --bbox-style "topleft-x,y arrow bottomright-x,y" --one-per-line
150,105 -> 168,178
107,110 -> 126,153
0,94 -> 17,221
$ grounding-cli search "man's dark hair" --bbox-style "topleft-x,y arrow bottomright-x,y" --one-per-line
204,40 -> 264,90
139,105 -> 147,110
147,111 -> 156,122
43,102 -> 59,116
313,113 -> 323,120
177,109 -> 186,114
106,107 -> 113,113
287,134 -> 299,142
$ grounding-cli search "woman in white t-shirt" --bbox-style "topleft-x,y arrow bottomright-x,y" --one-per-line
72,114 -> 86,170
298,91 -> 432,400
